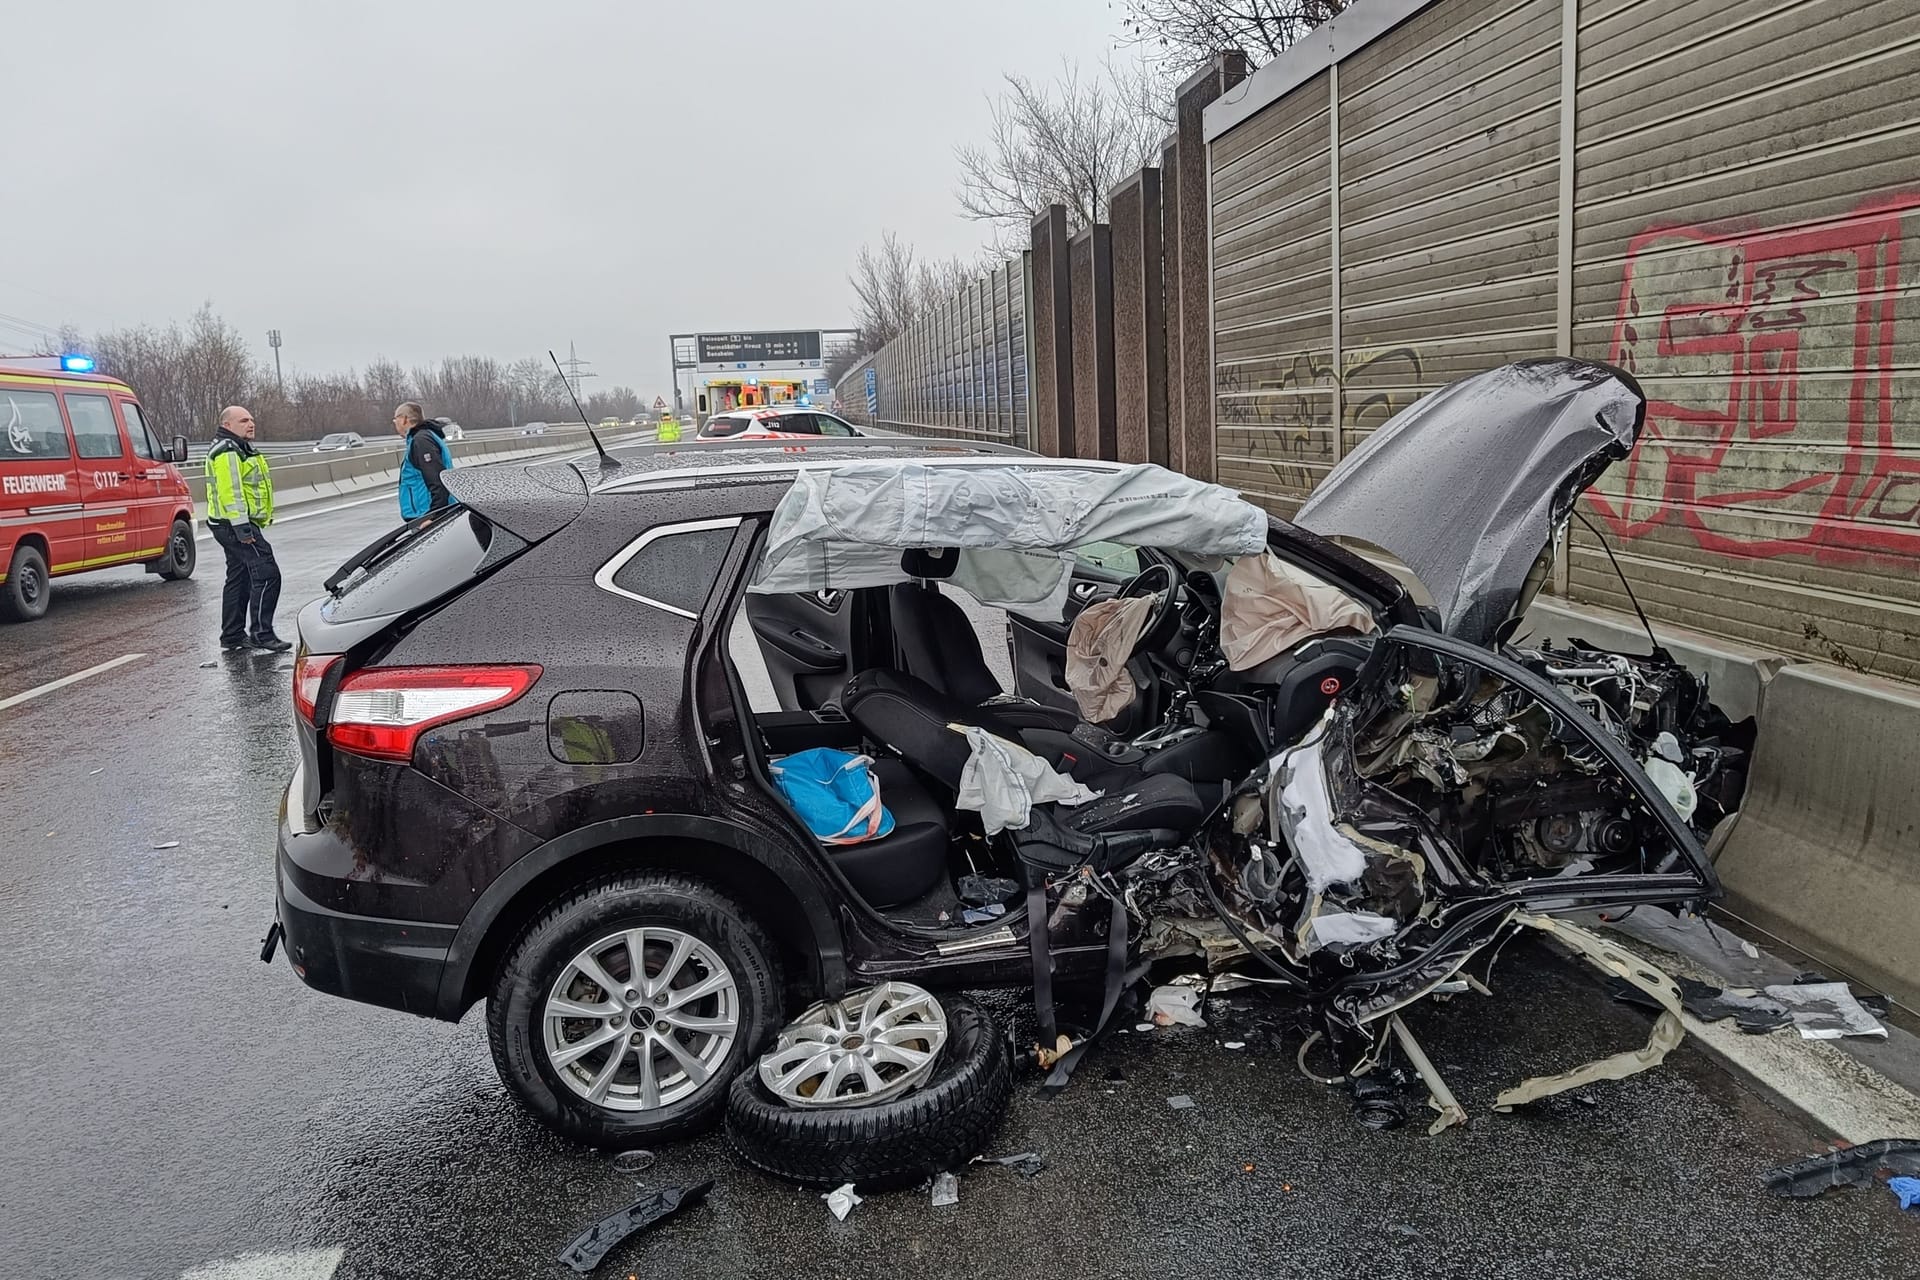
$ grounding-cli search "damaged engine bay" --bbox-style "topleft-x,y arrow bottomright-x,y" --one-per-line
1107,629 -> 1731,1119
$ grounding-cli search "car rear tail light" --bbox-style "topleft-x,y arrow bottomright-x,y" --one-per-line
294,652 -> 340,724
327,664 -> 542,763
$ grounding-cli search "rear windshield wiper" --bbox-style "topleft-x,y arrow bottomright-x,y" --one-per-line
324,513 -> 436,596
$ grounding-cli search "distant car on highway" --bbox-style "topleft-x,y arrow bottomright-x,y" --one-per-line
696,406 -> 863,440
599,417 -> 621,431
313,432 -> 367,452
0,356 -> 195,621
519,422 -> 547,436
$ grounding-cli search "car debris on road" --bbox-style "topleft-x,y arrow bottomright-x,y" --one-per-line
1765,1139 -> 1920,1199
557,1180 -> 713,1274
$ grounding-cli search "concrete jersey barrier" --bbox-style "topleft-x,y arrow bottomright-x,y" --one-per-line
1712,665 -> 1920,1020
185,425 -> 649,518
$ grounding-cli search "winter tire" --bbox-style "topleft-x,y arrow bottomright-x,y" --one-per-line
487,871 -> 784,1147
724,993 -> 1013,1191
157,518 -> 196,580
0,543 -> 50,622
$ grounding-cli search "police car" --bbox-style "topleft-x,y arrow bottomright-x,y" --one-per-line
0,356 -> 195,621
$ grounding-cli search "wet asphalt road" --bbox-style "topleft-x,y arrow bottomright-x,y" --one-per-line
3,495 -> 1918,1280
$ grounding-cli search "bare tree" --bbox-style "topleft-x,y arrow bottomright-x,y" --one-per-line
89,304 -> 257,439
1120,0 -> 1349,75
849,231 -> 924,353
584,386 -> 644,421
954,57 -> 1169,248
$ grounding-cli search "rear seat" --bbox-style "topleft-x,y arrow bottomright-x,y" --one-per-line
822,759 -> 950,909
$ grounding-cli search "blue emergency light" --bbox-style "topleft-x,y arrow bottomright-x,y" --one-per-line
60,354 -> 95,373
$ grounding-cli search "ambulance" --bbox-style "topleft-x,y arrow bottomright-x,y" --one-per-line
0,356 -> 195,622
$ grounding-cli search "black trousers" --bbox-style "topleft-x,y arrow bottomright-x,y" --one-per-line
210,522 -> 283,645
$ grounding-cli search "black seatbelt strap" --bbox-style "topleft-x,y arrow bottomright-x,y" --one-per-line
1040,892 -> 1136,1094
1027,881 -> 1057,1049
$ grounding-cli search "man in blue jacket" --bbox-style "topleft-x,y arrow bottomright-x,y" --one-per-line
392,401 -> 453,521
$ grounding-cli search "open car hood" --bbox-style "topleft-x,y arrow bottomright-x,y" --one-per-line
1293,359 -> 1644,647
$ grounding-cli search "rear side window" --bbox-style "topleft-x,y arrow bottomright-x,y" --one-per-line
122,402 -> 161,460
770,414 -> 819,435
323,508 -> 504,622
65,394 -> 125,459
702,416 -> 752,438
602,521 -> 738,618
1,389 -> 71,459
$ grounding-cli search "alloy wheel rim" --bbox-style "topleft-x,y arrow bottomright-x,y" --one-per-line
757,982 -> 947,1108
542,927 -> 739,1112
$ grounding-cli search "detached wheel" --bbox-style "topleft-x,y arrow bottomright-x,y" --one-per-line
0,543 -> 50,622
725,991 -> 1012,1191
487,872 -> 784,1147
157,518 -> 196,580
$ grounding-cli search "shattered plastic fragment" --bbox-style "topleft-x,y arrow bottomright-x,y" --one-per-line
823,1183 -> 862,1221
975,1152 -> 1046,1178
153,841 -> 180,850
1762,982 -> 1888,1039
1167,1094 -> 1196,1110
557,1181 -> 712,1274
956,874 -> 1019,907
1607,976 -> 1793,1035
1146,985 -> 1206,1027
1224,1041 -> 1247,1051
1764,1140 -> 1920,1198
931,1172 -> 960,1208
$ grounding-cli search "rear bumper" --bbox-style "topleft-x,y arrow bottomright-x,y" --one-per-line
276,816 -> 459,1021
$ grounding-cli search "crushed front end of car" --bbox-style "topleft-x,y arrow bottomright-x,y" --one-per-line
1130,626 -> 1719,1119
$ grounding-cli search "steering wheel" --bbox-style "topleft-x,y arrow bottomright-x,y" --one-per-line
1117,562 -> 1182,657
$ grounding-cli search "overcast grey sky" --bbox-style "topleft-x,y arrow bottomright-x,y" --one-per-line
0,0 -> 1132,397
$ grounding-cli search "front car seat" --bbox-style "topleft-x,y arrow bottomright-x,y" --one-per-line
888,582 -> 1080,732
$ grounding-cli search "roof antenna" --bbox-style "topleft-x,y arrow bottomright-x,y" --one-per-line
550,348 -> 618,477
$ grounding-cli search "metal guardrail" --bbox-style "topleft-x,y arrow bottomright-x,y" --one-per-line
185,423 -> 655,516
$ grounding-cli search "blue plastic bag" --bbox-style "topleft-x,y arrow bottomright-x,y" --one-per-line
771,748 -> 895,845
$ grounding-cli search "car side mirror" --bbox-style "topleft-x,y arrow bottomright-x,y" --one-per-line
171,434 -> 190,464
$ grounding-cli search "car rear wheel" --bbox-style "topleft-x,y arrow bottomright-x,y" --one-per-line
0,543 -> 50,622
487,871 -> 785,1147
156,518 -> 196,581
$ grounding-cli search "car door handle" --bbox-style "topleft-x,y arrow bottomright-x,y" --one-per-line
1072,582 -> 1102,602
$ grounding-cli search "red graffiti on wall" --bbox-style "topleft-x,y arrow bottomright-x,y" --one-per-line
1591,193 -> 1920,562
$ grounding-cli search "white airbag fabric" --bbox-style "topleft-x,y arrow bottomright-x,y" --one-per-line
752,462 -> 1268,621
1065,594 -> 1157,724
954,725 -> 1100,835
1219,551 -> 1375,671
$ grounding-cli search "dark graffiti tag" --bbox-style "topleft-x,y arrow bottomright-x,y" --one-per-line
1217,346 -> 1424,495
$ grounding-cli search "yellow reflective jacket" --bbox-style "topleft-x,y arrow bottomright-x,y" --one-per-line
205,433 -> 274,526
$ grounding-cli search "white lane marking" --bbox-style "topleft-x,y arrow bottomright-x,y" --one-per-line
0,652 -> 144,712
194,491 -> 396,542
181,1247 -> 345,1280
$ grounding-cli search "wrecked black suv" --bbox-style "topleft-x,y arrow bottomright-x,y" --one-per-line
272,359 -> 1733,1157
